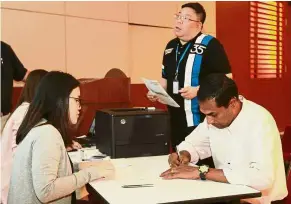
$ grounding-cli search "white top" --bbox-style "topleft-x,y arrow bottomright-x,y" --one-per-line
89,155 -> 260,204
178,96 -> 288,204
1,102 -> 29,204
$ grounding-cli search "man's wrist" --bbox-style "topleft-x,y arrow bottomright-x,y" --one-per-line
198,165 -> 209,180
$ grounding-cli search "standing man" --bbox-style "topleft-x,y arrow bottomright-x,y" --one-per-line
147,3 -> 232,149
1,41 -> 29,130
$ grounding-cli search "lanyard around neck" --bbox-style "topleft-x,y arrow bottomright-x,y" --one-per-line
175,43 -> 191,80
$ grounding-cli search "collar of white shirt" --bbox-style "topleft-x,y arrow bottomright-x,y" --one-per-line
227,95 -> 247,134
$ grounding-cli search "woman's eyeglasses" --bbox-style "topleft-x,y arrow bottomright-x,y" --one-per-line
69,97 -> 82,105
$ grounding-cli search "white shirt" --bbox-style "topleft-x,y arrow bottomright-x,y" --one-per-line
178,96 -> 287,204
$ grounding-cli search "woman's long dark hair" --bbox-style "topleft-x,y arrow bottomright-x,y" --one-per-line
16,69 -> 48,107
2,69 -> 48,131
16,71 -> 80,146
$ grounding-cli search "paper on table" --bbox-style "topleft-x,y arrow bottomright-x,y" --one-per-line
79,160 -> 116,180
142,78 -> 180,108
68,148 -> 107,163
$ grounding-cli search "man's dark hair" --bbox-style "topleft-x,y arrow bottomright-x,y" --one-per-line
182,2 -> 206,24
16,69 -> 48,107
16,71 -> 80,146
197,74 -> 238,108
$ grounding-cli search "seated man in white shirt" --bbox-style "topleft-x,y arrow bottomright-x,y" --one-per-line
160,73 -> 287,204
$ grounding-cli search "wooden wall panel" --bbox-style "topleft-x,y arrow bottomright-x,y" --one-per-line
128,1 -> 177,27
129,25 -> 174,83
1,9 -> 66,72
1,1 -> 65,14
65,2 -> 128,22
66,17 -> 129,78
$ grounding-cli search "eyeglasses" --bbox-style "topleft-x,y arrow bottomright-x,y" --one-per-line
174,14 -> 200,23
69,97 -> 82,105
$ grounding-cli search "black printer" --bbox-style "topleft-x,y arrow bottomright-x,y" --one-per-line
95,108 -> 170,158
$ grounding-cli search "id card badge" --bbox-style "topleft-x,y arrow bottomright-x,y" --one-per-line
173,80 -> 179,94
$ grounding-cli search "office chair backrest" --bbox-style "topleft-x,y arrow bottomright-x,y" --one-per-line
282,125 -> 291,154
104,68 -> 127,78
285,160 -> 291,203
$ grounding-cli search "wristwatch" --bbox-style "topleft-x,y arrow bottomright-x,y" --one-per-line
198,165 -> 209,180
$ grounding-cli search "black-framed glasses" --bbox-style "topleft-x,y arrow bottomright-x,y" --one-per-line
69,97 -> 82,105
174,14 -> 200,23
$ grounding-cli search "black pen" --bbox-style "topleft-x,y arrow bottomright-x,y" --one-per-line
121,184 -> 154,188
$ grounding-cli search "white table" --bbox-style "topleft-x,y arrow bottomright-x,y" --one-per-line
87,155 -> 261,204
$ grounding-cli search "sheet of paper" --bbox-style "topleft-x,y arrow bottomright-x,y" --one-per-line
142,78 -> 180,108
68,148 -> 108,163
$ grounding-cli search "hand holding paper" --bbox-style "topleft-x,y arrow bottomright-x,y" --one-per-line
143,78 -> 180,108
179,86 -> 199,100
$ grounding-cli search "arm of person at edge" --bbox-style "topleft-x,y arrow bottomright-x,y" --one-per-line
23,71 -> 30,81
160,121 -> 229,183
8,43 -> 30,82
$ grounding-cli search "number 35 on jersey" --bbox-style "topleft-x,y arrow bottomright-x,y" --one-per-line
190,44 -> 206,55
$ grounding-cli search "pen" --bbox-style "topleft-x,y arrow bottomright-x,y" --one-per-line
175,145 -> 181,164
121,184 -> 154,188
175,145 -> 180,156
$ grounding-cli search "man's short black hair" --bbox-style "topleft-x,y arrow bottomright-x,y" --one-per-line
197,74 -> 238,108
182,2 -> 206,24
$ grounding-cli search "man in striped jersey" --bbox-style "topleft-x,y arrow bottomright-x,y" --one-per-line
147,3 -> 232,155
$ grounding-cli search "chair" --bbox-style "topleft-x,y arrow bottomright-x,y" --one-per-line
76,71 -> 131,136
282,125 -> 291,156
281,125 -> 291,203
283,155 -> 291,204
104,68 -> 127,78
282,125 -> 291,177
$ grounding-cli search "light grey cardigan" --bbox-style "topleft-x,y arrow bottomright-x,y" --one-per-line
8,123 -> 100,204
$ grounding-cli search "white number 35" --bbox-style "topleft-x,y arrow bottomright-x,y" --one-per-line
190,44 -> 206,55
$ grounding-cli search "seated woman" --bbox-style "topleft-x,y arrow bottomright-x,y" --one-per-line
1,69 -> 48,204
8,71 -> 103,204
